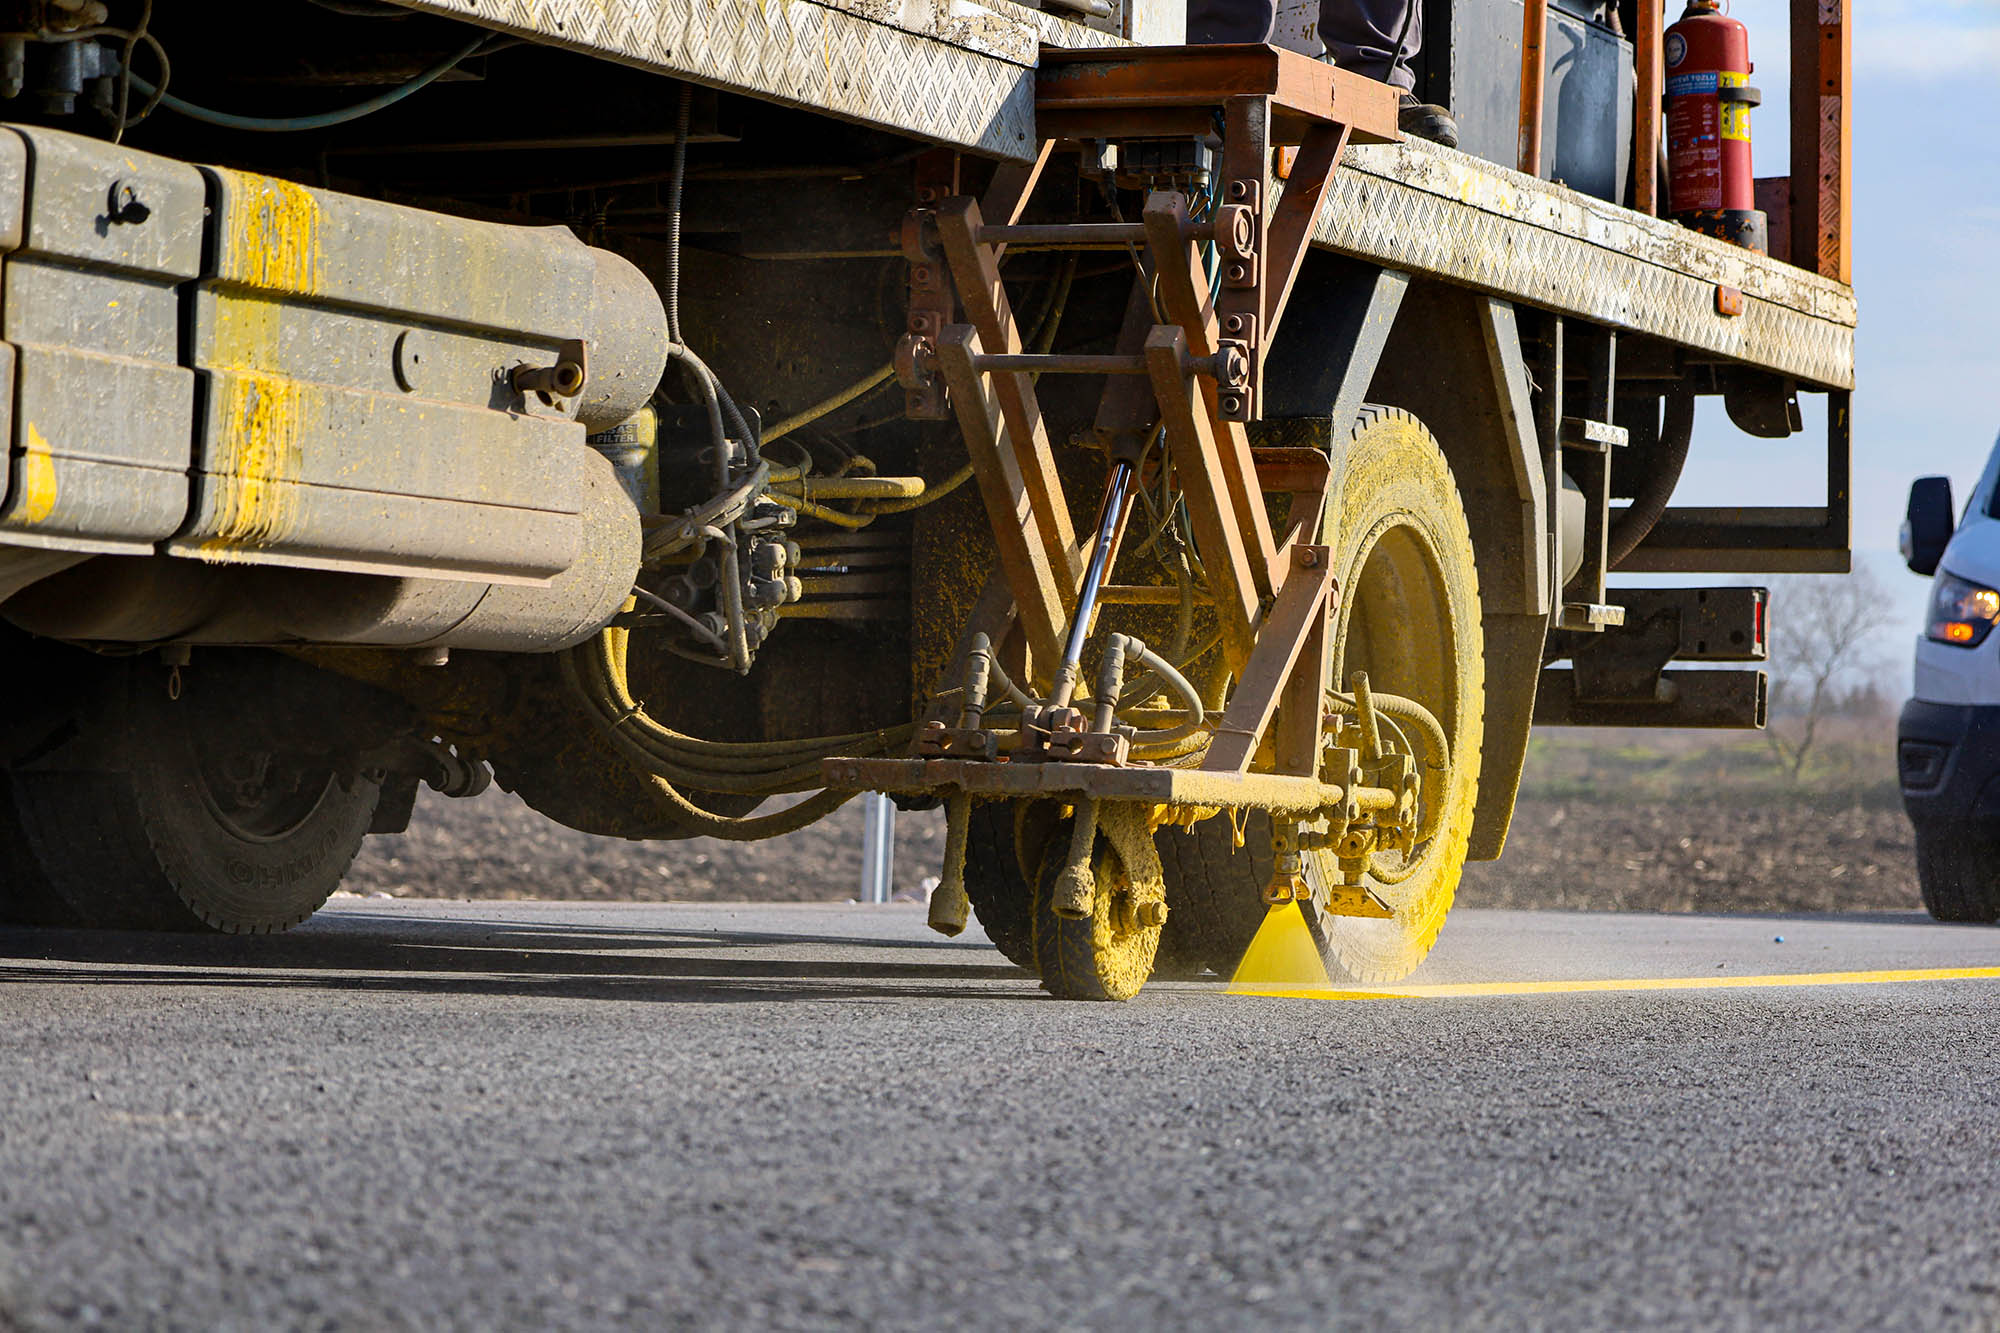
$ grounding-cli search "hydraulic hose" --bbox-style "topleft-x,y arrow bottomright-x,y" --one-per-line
663,84 -> 758,463
763,364 -> 896,445
1607,386 -> 1696,569
1326,689 -> 1449,773
666,83 -> 691,345
668,343 -> 752,673
127,32 -> 491,132
1121,636 -> 1207,734
562,627 -> 913,839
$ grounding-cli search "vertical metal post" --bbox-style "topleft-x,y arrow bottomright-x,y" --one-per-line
1517,0 -> 1549,176
859,792 -> 896,904
1634,0 -> 1662,215
1789,0 -> 1851,281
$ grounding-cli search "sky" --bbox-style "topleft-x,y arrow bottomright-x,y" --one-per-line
1643,0 -> 2000,669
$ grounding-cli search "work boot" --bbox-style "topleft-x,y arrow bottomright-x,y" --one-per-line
1398,92 -> 1459,149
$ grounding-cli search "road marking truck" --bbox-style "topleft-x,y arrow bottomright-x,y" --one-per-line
0,0 -> 1855,997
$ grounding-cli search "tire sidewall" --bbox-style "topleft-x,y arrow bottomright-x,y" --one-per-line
133,676 -> 378,932
1315,408 -> 1485,982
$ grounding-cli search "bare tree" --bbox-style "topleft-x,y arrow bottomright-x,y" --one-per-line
1762,566 -> 1895,780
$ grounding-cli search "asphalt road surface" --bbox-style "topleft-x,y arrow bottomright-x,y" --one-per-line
3,900 -> 1999,1331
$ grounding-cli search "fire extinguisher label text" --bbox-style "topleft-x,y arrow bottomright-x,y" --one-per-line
1719,71 -> 1752,141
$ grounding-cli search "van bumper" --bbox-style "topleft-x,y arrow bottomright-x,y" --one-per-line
1898,699 -> 2000,824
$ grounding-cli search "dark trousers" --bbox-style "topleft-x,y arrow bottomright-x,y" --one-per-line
1185,0 -> 1420,91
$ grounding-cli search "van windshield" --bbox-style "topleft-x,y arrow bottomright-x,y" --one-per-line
1981,431 -> 2000,521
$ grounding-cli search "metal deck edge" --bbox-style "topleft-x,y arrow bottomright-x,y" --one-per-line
1316,144 -> 1856,389
1338,142 -> 1855,324
390,0 -> 1045,159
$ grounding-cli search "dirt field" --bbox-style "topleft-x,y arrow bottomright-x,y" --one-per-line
348,718 -> 1920,915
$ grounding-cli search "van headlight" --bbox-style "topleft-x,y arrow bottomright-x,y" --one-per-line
1927,572 -> 2000,647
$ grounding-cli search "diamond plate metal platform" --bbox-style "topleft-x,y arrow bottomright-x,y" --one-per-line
392,0 -> 1051,158
1319,143 -> 1856,390
387,0 -> 1853,388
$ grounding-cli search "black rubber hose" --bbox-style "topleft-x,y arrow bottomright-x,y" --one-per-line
1607,386 -> 1695,569
664,82 -> 759,464
666,84 -> 690,345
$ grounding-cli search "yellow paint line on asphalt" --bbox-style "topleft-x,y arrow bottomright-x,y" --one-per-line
1228,965 -> 2000,1001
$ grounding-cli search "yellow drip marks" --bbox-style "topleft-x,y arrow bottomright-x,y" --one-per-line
14,423 -> 58,525
219,172 -> 323,295
196,170 -> 322,555
201,372 -> 304,551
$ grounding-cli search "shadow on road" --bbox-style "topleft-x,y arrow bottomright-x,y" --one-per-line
0,911 -> 1044,1005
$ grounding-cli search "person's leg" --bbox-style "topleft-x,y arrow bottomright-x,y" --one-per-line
1186,0 -> 1278,44
1319,0 -> 1459,146
1317,0 -> 1419,88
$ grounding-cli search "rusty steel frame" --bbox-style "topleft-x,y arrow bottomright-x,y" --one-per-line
1789,0 -> 1851,282
1634,0 -> 1663,217
825,755 -> 1387,820
831,43 -> 1394,820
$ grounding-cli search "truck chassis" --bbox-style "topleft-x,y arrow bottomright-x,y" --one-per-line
0,0 -> 1855,1000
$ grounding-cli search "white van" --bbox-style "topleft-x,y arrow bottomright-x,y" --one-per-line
1899,439 -> 2000,923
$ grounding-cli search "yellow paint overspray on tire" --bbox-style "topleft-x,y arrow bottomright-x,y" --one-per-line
1226,406 -> 1484,990
1034,803 -> 1167,1002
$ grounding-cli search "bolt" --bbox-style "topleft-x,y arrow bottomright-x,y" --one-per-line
1221,394 -> 1244,416
1300,549 -> 1319,568
1136,901 -> 1169,928
1228,180 -> 1249,201
1227,263 -> 1248,283
1224,314 -> 1245,333
1230,209 -> 1255,252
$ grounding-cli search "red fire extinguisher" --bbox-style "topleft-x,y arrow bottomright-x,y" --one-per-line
1664,0 -> 1766,252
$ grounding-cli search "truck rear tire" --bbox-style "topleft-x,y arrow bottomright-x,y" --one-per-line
1914,823 -> 2000,923
1312,406 -> 1484,983
962,799 -> 1038,969
1153,812 -> 1271,977
7,654 -> 384,933
0,773 -> 78,927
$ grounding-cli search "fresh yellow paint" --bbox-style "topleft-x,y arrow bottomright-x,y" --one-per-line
1229,965 -> 2000,1001
16,422 -> 58,525
217,171 -> 323,295
202,371 -> 303,549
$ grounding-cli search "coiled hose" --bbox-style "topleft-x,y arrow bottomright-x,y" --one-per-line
562,623 -> 915,839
